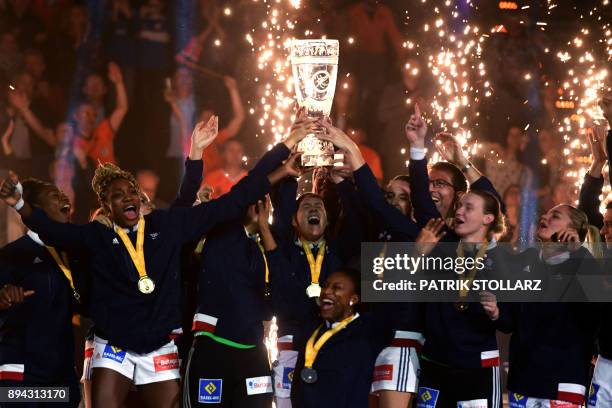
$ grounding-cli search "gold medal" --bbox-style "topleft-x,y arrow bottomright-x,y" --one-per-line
306,283 -> 321,298
115,218 -> 155,295
138,276 -> 155,294
302,241 -> 325,299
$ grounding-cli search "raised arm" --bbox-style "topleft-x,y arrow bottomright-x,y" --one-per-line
219,76 -> 245,140
578,124 -> 607,228
108,62 -> 129,133
8,91 -> 55,147
173,153 -> 300,242
320,124 -> 422,241
172,118 -> 218,207
435,132 -> 506,213
164,87 -> 191,144
0,173 -> 91,250
1,118 -> 15,155
405,104 -> 440,226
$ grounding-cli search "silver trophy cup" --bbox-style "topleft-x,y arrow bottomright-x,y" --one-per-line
290,39 -> 339,167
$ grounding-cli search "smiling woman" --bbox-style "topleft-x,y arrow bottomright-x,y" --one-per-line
91,163 -> 142,228
290,269 -> 396,408
0,178 -> 81,407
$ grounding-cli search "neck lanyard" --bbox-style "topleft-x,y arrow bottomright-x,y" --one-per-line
114,217 -> 155,294
302,240 -> 326,298
304,314 -> 356,369
45,246 -> 80,302
456,239 -> 489,298
254,237 -> 270,286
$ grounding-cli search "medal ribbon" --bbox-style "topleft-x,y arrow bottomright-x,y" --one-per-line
255,238 -> 270,285
304,314 -> 356,369
45,246 -> 80,301
302,240 -> 326,286
115,217 -> 149,280
456,239 -> 489,298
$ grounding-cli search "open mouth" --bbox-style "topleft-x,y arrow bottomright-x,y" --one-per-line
123,205 -> 138,221
431,196 -> 440,203
455,218 -> 465,226
60,204 -> 71,214
320,298 -> 334,312
308,214 -> 321,225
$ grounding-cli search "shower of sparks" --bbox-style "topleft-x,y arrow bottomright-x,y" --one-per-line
249,0 -> 303,151
552,2 -> 611,207
399,0 -> 492,164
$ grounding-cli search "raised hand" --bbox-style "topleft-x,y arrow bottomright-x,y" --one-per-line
587,123 -> 607,175
598,92 -> 612,126
8,90 -> 29,112
0,284 -> 35,311
223,76 -> 238,91
107,62 -> 124,84
415,218 -> 446,255
197,184 -> 213,204
284,109 -> 320,149
0,171 -> 21,207
434,132 -> 468,167
330,150 -> 353,183
557,228 -> 581,252
480,291 -> 499,321
404,103 -> 427,148
283,152 -> 302,179
256,195 -> 272,230
192,116 -> 219,151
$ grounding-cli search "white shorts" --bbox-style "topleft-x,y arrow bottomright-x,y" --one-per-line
371,345 -> 420,394
272,343 -> 298,400
80,339 -> 95,383
588,355 -> 612,408
91,335 -> 180,385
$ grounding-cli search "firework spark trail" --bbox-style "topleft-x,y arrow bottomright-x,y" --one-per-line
248,0 -> 303,153
550,1 -> 611,207
395,1 -> 494,165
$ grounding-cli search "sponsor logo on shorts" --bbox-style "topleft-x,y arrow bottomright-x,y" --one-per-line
588,384 -> 600,407
416,387 -> 440,408
372,364 -> 393,382
509,393 -> 527,408
246,376 -> 273,395
458,399 -> 488,408
153,353 -> 179,372
198,379 -> 222,404
281,367 -> 294,389
102,345 -> 126,363
550,401 -> 581,408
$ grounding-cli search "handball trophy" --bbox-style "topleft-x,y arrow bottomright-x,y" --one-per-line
290,39 -> 339,167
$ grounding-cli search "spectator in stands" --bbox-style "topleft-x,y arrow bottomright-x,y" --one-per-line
136,169 -> 168,210
0,32 -> 22,78
81,72 -> 109,128
6,71 -> 56,179
199,76 -> 245,173
346,125 -> 383,183
203,138 -> 247,198
484,126 -> 533,197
